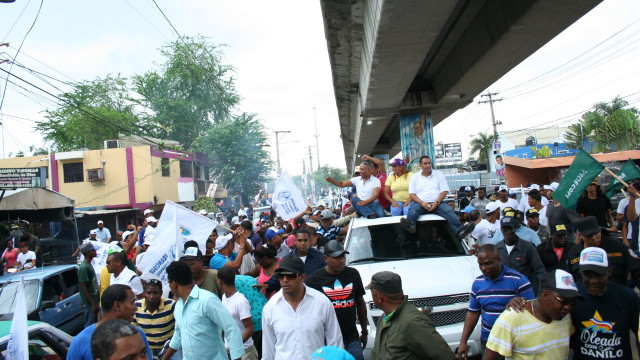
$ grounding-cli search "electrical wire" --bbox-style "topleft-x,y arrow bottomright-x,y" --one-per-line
1,0 -> 32,42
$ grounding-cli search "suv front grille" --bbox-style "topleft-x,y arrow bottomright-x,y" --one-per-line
372,308 -> 468,327
369,293 -> 469,310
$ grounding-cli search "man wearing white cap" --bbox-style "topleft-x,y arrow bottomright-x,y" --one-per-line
94,220 -> 112,243
460,186 -> 474,210
144,216 -> 158,242
484,269 -> 580,360
470,202 -> 501,246
209,230 -> 251,270
571,247 -> 640,359
494,185 -> 519,216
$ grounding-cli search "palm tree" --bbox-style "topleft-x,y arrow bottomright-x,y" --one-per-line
469,132 -> 496,167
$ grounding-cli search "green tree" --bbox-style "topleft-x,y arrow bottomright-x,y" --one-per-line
292,165 -> 349,195
564,123 -> 587,150
530,145 -> 552,158
469,132 -> 495,166
35,75 -> 141,151
134,35 -> 240,149
193,196 -> 219,214
194,113 -> 272,204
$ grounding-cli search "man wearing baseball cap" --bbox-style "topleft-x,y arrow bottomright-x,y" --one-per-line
494,185 -> 519,215
318,209 -> 347,242
94,220 -> 112,243
367,271 -> 453,359
536,223 -> 574,272
485,269 -> 580,359
469,201 -> 501,246
567,216 -> 640,287
490,208 -> 541,246
306,241 -> 368,360
460,186 -> 474,210
570,247 -> 640,359
78,243 -> 99,327
262,256 -> 342,360
525,208 -> 550,244
495,217 -> 546,294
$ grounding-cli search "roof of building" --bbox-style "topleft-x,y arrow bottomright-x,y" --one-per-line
504,150 -> 640,169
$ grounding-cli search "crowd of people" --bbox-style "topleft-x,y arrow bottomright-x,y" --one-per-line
59,153 -> 640,360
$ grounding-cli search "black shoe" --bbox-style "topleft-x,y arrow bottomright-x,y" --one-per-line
367,214 -> 378,219
400,217 -> 416,234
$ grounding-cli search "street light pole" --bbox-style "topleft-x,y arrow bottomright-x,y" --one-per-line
313,107 -> 320,170
275,131 -> 291,176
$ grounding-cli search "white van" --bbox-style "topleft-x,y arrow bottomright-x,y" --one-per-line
344,214 -> 483,358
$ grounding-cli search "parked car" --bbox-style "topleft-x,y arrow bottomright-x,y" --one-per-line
0,265 -> 85,335
344,214 -> 483,358
0,320 -> 72,359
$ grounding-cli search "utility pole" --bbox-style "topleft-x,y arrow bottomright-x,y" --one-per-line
274,131 -> 291,176
313,107 -> 320,170
306,146 -> 315,201
479,92 -> 503,141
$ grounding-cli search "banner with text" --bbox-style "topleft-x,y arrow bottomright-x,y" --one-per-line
272,172 -> 305,221
554,150 -> 604,210
0,167 -> 46,190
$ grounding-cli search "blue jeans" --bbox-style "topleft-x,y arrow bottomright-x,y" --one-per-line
345,340 -> 365,360
352,197 -> 385,218
390,201 -> 412,216
407,201 -> 461,233
82,304 -> 97,327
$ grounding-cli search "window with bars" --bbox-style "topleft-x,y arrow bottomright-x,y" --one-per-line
180,160 -> 193,178
63,162 -> 84,183
161,158 -> 170,177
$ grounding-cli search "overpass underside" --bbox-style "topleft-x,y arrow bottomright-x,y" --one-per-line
320,0 -> 602,172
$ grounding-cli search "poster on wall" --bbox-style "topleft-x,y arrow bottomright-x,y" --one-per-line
493,142 -> 506,183
399,113 -> 435,171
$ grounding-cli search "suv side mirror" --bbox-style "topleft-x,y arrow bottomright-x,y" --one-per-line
40,300 -> 56,311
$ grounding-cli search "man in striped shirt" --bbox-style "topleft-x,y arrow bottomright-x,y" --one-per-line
133,279 -> 176,358
457,244 -> 534,359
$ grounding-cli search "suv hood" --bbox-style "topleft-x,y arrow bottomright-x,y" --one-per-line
352,256 -> 481,298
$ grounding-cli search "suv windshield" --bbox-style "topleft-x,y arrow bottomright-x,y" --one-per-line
0,280 -> 40,315
346,219 -> 466,263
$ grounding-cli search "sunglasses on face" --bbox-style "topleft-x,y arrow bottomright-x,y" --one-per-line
276,273 -> 300,280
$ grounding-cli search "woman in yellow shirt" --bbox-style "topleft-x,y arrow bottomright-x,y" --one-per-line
384,158 -> 414,216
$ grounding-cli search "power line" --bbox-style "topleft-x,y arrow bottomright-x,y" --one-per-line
2,0 -> 32,42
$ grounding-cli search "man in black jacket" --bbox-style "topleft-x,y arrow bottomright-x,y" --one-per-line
537,223 -> 574,272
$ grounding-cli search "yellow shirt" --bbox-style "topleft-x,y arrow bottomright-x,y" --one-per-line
486,308 -> 573,359
99,266 -> 111,304
385,172 -> 414,203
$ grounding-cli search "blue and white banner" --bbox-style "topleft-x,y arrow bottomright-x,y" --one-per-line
272,172 -> 306,221
6,276 -> 28,360
399,113 -> 435,171
138,200 -> 217,283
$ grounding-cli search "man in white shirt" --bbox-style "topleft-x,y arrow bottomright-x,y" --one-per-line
16,242 -> 36,269
495,185 -> 520,215
262,256 -> 342,360
106,251 -> 144,299
95,220 -> 112,243
471,202 -> 502,246
325,160 -> 384,219
518,184 -> 549,213
144,216 -> 158,242
400,156 -> 461,233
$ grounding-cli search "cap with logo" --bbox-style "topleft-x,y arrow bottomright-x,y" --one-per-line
500,216 -> 517,228
321,209 -> 336,220
575,216 -> 600,237
265,228 -> 285,241
143,209 -> 154,216
324,240 -> 349,257
89,229 -> 98,235
464,186 -> 472,192
275,256 -> 305,275
498,185 -> 508,192
388,158 -> 406,167
181,246 -> 203,260
365,271 -> 403,294
579,247 -> 608,275
525,208 -> 540,218
550,224 -> 568,236
540,269 -> 583,299
215,234 -> 233,250
460,205 -> 476,214
485,202 -> 501,214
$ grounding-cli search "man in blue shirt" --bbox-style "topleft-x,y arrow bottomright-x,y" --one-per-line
284,228 -> 326,275
209,230 -> 251,270
457,244 -> 535,358
491,209 -> 541,246
67,284 -> 153,360
163,261 -> 245,360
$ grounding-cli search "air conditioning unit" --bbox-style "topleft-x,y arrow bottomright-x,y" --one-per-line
104,140 -> 120,149
87,168 -> 105,182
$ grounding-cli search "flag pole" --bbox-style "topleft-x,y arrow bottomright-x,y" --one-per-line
621,189 -> 630,199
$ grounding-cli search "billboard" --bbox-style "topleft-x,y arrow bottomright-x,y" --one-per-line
435,143 -> 462,165
0,167 -> 47,190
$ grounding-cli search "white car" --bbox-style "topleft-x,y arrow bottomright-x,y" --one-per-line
344,214 -> 483,358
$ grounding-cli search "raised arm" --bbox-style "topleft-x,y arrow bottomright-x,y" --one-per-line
326,177 -> 353,188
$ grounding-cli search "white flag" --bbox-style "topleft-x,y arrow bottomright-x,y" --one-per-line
6,276 -> 28,360
272,172 -> 306,221
138,200 -> 217,283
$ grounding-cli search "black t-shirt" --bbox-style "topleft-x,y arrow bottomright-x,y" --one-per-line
577,195 -> 612,228
571,281 -> 640,359
305,266 -> 365,344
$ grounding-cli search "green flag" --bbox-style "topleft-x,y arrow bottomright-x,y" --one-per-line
604,160 -> 640,198
554,149 -> 604,210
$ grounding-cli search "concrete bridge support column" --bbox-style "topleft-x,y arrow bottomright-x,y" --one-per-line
399,112 -> 435,172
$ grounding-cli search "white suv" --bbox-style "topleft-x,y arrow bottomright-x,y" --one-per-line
344,214 -> 482,358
